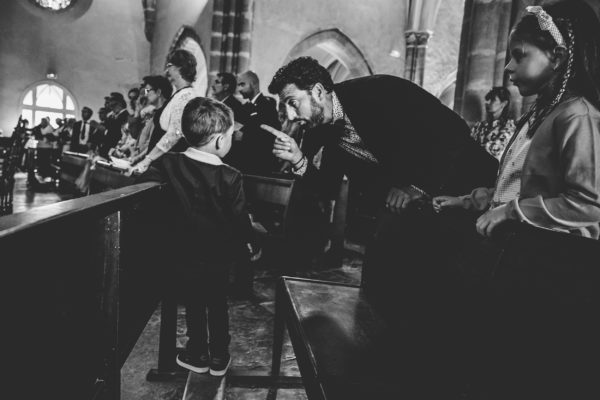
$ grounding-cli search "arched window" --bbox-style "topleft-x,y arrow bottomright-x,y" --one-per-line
20,81 -> 77,127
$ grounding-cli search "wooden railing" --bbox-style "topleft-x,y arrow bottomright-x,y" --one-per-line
2,181 -> 173,400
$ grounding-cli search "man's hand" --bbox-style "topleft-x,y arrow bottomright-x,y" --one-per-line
476,204 -> 508,237
261,124 -> 303,164
385,186 -> 424,213
432,195 -> 463,213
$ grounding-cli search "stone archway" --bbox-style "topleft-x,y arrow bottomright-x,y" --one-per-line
285,29 -> 373,83
437,70 -> 457,109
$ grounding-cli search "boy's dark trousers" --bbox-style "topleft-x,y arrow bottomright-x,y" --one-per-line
180,263 -> 231,357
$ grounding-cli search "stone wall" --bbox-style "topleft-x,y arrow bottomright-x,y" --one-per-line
0,0 -> 149,135
424,0 -> 464,100
247,0 -> 408,94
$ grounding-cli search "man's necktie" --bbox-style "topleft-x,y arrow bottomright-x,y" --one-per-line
81,121 -> 87,141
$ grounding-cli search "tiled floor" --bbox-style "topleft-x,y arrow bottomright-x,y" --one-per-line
11,171 -> 75,214
120,255 -> 364,400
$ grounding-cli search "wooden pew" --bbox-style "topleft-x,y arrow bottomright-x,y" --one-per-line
271,277 -> 406,400
1,181 -> 173,400
59,151 -> 135,193
243,173 -> 296,237
269,221 -> 600,400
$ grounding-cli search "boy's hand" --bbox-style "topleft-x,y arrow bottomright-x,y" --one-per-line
247,243 -> 262,262
432,195 -> 463,213
250,247 -> 262,262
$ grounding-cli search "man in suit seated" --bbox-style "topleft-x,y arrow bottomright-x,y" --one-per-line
233,70 -> 282,174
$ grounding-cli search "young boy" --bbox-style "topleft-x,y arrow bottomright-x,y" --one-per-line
139,97 -> 259,376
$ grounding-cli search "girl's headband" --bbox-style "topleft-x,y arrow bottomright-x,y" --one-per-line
525,6 -> 566,47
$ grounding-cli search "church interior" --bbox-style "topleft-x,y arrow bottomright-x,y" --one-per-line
2,0 -> 600,399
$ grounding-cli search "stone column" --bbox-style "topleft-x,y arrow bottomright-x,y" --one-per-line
403,0 -> 441,86
454,0 -> 514,125
404,30 -> 432,86
208,0 -> 253,79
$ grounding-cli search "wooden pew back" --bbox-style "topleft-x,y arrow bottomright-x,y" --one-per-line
1,182 -> 172,399
242,173 -> 296,237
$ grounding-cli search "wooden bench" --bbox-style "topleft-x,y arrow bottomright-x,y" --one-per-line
269,222 -> 600,400
1,182 -> 171,399
270,277 -> 417,400
59,151 -> 134,193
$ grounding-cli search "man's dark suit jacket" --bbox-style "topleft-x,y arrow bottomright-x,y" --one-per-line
223,95 -> 249,126
98,109 -> 129,158
70,119 -> 97,153
306,75 -> 498,201
238,93 -> 281,174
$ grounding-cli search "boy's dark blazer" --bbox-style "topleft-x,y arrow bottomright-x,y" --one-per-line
310,75 -> 498,198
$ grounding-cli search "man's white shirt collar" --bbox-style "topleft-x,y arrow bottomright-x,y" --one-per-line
183,147 -> 223,165
251,93 -> 261,104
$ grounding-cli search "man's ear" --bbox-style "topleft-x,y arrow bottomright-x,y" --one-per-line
311,83 -> 326,101
552,46 -> 568,69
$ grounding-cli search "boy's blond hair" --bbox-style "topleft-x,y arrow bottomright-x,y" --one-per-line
181,97 -> 234,147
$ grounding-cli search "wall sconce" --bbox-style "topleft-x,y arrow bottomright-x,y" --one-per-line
389,49 -> 402,58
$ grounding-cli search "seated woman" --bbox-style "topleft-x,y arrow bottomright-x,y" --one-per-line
469,86 -> 516,160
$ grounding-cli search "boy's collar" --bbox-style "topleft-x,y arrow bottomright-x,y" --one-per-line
183,147 -> 223,165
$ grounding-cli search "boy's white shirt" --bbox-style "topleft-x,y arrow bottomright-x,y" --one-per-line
183,147 -> 223,165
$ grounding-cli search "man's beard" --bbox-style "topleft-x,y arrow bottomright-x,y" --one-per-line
306,96 -> 325,128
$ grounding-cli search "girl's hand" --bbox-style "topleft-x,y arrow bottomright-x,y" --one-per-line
432,196 -> 463,213
476,204 -> 509,237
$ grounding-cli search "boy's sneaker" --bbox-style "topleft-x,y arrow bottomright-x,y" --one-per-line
209,354 -> 231,377
176,351 -> 209,374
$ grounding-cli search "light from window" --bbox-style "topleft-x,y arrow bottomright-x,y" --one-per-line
34,0 -> 73,11
36,84 -> 64,109
21,82 -> 77,126
23,91 -> 33,106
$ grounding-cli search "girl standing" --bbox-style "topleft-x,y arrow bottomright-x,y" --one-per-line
469,1 -> 600,238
